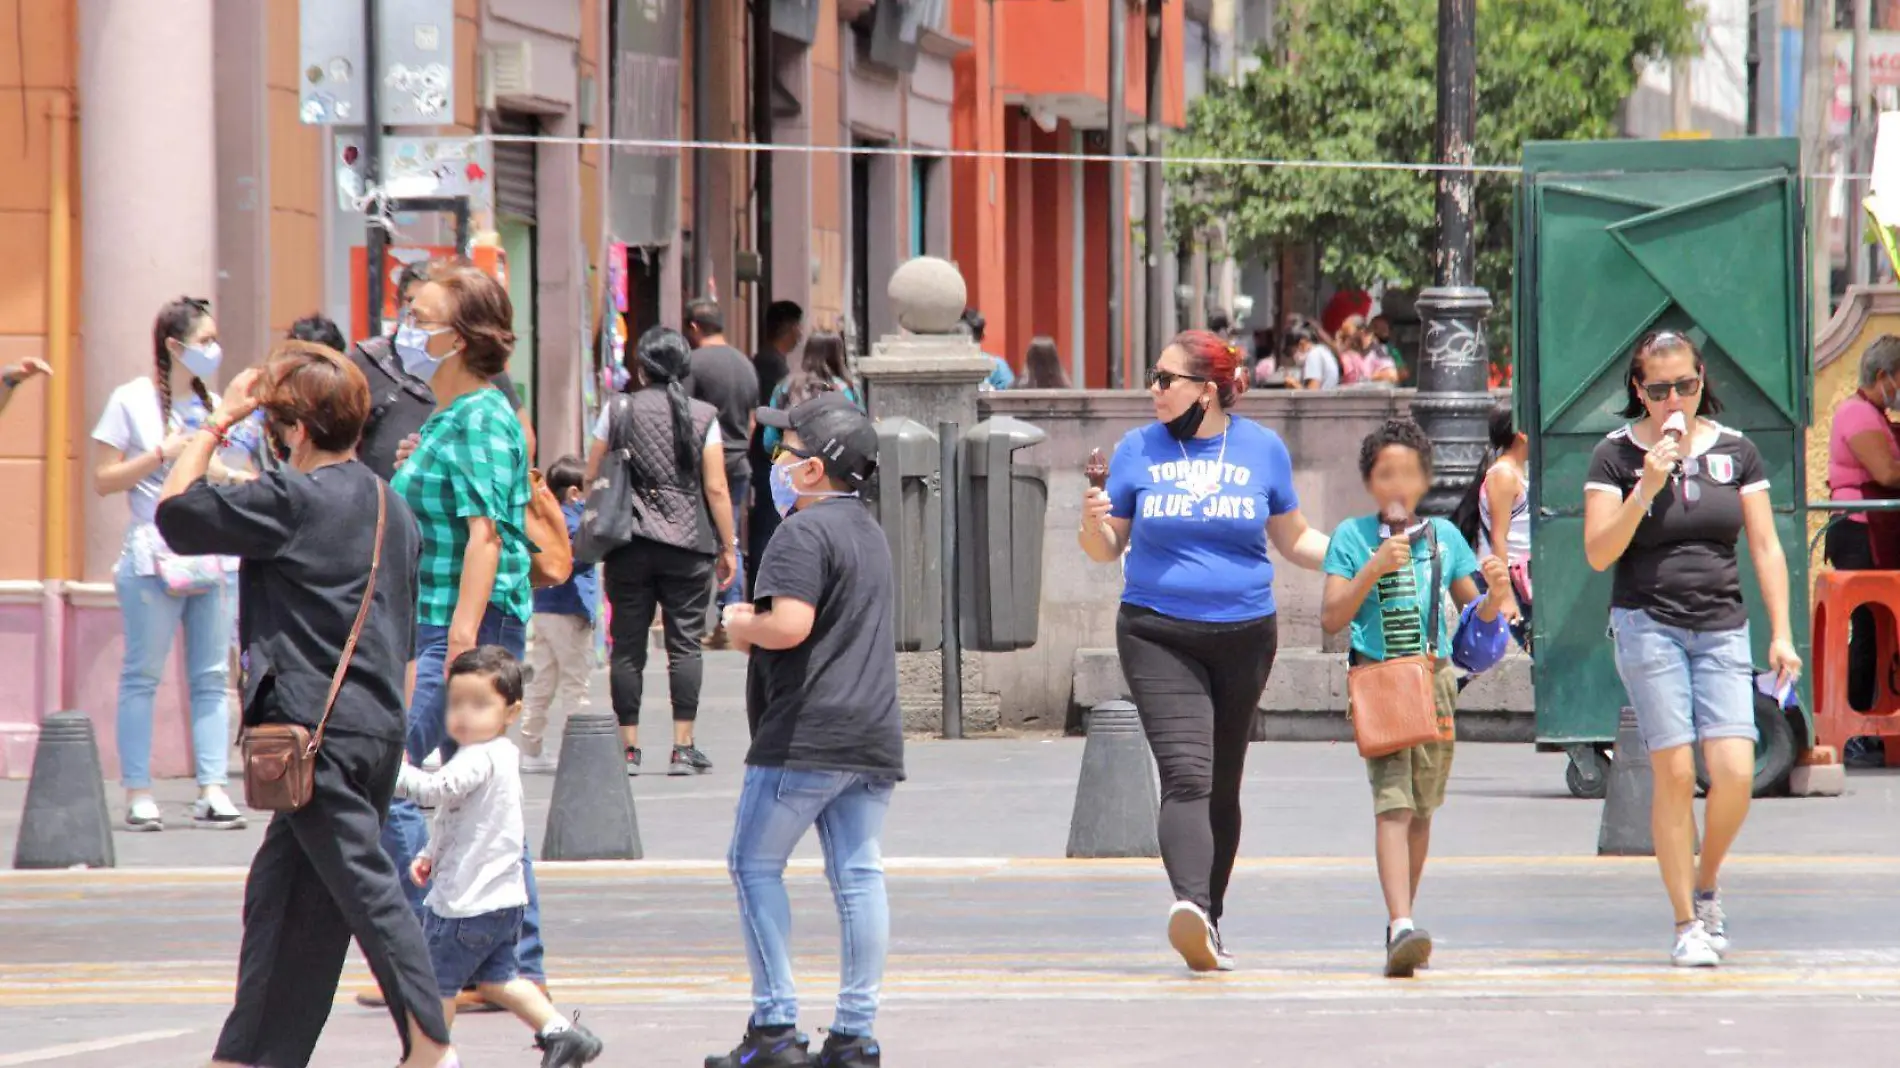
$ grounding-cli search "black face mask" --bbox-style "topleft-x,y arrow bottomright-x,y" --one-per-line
1164,400 -> 1208,441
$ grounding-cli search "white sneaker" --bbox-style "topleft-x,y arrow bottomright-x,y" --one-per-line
1167,901 -> 1220,973
519,753 -> 558,775
1211,926 -> 1236,972
125,796 -> 164,832
191,789 -> 247,830
1671,921 -> 1721,968
1694,891 -> 1730,957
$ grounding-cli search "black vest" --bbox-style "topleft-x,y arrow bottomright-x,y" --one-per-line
610,388 -> 718,556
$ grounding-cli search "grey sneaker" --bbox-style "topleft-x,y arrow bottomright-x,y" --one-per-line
1693,890 -> 1730,957
1384,927 -> 1432,978
535,1022 -> 603,1067
1167,901 -> 1220,973
670,744 -> 713,776
125,796 -> 164,832
190,794 -> 247,830
624,746 -> 641,776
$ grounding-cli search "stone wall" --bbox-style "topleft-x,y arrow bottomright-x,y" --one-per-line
959,387 -> 1518,731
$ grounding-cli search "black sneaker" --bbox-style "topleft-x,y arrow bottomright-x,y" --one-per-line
704,1024 -> 811,1068
813,1031 -> 881,1067
671,744 -> 713,776
1384,927 -> 1433,979
535,1023 -> 604,1067
625,746 -> 642,777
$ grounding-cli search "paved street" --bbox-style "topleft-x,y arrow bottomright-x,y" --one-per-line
7,654 -> 1900,1066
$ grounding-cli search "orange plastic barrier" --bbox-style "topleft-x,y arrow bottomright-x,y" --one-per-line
1812,570 -> 1900,764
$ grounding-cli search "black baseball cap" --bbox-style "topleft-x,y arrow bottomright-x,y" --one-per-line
756,392 -> 878,490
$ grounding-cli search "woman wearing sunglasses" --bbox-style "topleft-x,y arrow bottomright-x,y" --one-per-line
1582,330 -> 1800,969
1078,329 -> 1330,973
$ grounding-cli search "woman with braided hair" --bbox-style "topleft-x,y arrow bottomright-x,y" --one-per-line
90,296 -> 250,831
586,326 -> 738,776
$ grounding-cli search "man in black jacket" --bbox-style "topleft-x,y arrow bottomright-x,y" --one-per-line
348,261 -> 535,480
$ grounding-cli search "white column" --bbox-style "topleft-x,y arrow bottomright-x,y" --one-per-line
78,0 -> 218,581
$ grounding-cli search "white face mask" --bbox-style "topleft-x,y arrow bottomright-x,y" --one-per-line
179,341 -> 222,381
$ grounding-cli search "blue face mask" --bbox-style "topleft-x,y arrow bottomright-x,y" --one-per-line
179,341 -> 222,381
394,323 -> 449,382
770,457 -> 856,516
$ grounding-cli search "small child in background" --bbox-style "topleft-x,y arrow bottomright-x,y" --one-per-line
520,455 -> 598,774
398,647 -> 604,1068
1319,419 -> 1509,980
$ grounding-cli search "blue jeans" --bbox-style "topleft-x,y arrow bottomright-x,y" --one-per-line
1610,607 -> 1759,753
718,471 -> 750,610
728,765 -> 895,1036
112,565 -> 233,789
379,605 -> 545,980
424,906 -> 524,997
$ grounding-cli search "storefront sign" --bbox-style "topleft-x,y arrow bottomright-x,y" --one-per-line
612,0 -> 684,249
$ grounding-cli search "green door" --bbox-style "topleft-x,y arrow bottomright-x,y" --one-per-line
1516,138 -> 1810,748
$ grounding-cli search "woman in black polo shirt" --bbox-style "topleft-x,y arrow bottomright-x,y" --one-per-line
1582,330 -> 1801,970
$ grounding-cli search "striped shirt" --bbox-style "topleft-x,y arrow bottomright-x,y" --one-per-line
391,387 -> 532,626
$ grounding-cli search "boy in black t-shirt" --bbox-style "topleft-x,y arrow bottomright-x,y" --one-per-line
708,393 -> 900,1068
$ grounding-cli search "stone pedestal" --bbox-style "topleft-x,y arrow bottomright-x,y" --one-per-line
858,257 -> 1002,733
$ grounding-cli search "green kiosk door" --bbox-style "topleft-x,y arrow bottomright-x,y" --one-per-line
1516,138 -> 1810,797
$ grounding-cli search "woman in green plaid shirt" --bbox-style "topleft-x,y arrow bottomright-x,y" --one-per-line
377,261 -> 550,998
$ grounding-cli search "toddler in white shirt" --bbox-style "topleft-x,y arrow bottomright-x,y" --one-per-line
397,646 -> 603,1068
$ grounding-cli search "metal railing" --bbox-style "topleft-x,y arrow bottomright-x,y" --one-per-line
1806,498 -> 1900,563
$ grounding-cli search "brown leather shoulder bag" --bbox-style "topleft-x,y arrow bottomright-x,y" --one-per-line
1347,523 -> 1445,760
240,482 -> 387,813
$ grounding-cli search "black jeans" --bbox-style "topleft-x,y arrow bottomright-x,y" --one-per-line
1826,519 -> 1879,711
605,538 -> 716,726
1115,604 -> 1279,924
214,729 -> 448,1067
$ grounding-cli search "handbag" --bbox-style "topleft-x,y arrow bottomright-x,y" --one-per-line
153,546 -> 225,597
1347,523 -> 1445,759
575,395 -> 637,564
239,483 -> 386,813
525,468 -> 575,588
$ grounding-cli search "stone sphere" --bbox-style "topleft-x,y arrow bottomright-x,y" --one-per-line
887,257 -> 968,335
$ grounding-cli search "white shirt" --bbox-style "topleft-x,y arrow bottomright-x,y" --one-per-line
396,738 -> 528,918
90,376 -> 248,576
1301,345 -> 1340,390
591,402 -> 722,446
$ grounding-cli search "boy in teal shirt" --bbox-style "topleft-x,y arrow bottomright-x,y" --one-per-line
1321,419 -> 1509,979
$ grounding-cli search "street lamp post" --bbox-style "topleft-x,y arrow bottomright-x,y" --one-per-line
1414,0 -> 1493,518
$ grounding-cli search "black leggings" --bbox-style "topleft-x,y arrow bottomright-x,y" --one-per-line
1115,604 -> 1278,924
605,538 -> 716,726
1826,519 -> 1879,711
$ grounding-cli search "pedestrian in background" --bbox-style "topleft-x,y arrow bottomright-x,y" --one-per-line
90,296 -> 248,832
749,301 -> 806,600
588,326 -> 737,776
1583,330 -> 1801,968
762,331 -> 860,453
155,342 -> 455,1068
398,647 -> 604,1067
1015,336 -> 1071,389
1823,335 -> 1900,715
374,261 -> 548,1009
1320,418 -> 1510,978
1078,329 -> 1330,973
961,307 -> 1016,390
1285,318 -> 1340,391
712,393 -> 899,1068
1451,402 -> 1533,656
685,298 -> 761,644
518,455 -> 597,774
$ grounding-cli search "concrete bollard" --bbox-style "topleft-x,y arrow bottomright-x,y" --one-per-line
1066,701 -> 1161,859
541,710 -> 642,861
13,711 -> 116,870
1598,708 -> 1655,857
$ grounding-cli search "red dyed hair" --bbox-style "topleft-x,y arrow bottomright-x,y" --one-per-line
1169,329 -> 1249,408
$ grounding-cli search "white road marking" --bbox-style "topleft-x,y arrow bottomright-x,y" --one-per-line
0,1029 -> 195,1065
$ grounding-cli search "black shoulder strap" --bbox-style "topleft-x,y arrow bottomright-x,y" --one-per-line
1425,522 -> 1443,656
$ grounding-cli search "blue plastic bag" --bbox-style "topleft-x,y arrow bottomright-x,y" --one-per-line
1451,600 -> 1510,675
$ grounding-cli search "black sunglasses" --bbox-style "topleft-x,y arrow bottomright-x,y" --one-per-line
772,443 -> 816,462
1640,376 -> 1703,402
1147,369 -> 1208,390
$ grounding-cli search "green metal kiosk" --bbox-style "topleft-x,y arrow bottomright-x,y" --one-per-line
1514,137 -> 1813,799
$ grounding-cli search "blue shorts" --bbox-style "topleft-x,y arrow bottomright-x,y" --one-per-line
1609,607 -> 1759,753
423,905 -> 523,997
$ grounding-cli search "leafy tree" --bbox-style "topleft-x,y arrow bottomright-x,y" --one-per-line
1169,0 -> 1698,328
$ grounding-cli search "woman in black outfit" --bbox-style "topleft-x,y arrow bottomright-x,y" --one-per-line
156,341 -> 454,1068
587,326 -> 738,776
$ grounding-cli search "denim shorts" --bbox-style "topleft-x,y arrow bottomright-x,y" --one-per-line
423,905 -> 523,997
1609,607 -> 1758,753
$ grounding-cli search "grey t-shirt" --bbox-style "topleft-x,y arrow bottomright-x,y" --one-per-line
1302,345 -> 1341,390
688,344 -> 759,479
745,498 -> 905,779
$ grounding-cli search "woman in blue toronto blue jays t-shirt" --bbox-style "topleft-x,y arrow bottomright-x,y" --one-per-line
1078,329 -> 1331,974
